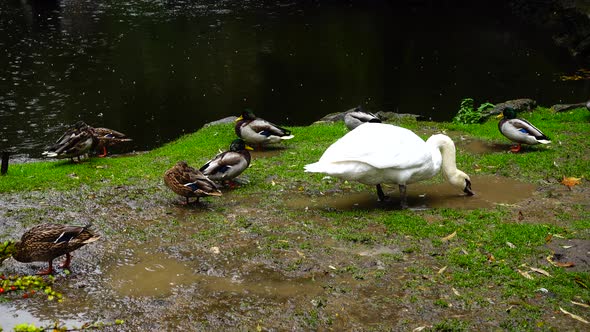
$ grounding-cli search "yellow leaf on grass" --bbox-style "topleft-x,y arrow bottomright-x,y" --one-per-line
517,269 -> 534,280
561,176 -> 582,189
560,307 -> 589,324
441,231 -> 457,242
529,267 -> 552,277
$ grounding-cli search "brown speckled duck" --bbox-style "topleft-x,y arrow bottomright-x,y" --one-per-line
93,127 -> 132,157
42,121 -> 98,162
164,161 -> 222,204
0,223 -> 100,275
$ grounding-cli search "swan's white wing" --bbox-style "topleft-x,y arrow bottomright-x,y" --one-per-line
316,123 -> 431,169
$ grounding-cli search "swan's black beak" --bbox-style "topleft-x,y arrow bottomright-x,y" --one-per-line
464,179 -> 474,196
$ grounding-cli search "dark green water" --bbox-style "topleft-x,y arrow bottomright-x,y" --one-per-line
1,0 -> 588,158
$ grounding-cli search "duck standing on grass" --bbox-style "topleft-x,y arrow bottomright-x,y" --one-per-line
200,139 -> 253,187
497,107 -> 551,153
42,121 -> 98,162
235,109 -> 294,149
0,224 -> 100,275
93,127 -> 133,157
164,161 -> 222,204
304,123 -> 474,209
344,107 -> 382,131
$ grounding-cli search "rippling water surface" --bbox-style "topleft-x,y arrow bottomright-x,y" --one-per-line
0,0 -> 588,158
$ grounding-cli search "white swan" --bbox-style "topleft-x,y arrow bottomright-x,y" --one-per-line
304,123 -> 474,209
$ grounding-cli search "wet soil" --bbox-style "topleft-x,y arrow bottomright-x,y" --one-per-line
0,162 -> 589,330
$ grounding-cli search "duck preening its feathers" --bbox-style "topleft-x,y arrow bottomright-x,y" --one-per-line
235,109 -> 294,148
164,161 -> 222,204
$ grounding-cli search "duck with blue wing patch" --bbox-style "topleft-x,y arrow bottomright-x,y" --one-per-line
200,139 -> 253,187
0,223 -> 100,275
497,107 -> 551,153
164,161 -> 222,204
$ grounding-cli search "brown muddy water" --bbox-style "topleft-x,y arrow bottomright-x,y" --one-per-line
288,175 -> 537,211
0,172 -> 586,330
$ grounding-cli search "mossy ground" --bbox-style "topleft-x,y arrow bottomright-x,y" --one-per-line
0,107 -> 589,331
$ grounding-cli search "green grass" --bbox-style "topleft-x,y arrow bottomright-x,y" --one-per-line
1,106 -> 589,330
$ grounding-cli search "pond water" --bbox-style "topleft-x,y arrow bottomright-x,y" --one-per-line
1,0 -> 588,158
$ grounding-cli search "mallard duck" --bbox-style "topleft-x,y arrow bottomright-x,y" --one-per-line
0,223 -> 100,275
199,139 -> 253,187
234,109 -> 294,148
344,107 -> 381,130
42,121 -> 98,162
93,127 -> 132,157
164,161 -> 222,204
304,123 -> 474,209
497,107 -> 551,152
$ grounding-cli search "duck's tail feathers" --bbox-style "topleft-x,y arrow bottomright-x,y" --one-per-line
42,151 -> 58,158
280,135 -> 294,140
537,139 -> 551,144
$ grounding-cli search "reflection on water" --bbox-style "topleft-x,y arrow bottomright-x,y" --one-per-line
0,0 -> 588,158
289,175 -> 537,210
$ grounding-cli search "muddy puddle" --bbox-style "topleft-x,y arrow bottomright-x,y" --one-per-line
0,302 -> 88,331
103,243 -> 324,299
289,175 -> 536,210
104,245 -> 194,297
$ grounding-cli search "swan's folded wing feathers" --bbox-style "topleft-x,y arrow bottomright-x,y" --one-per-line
318,124 -> 431,169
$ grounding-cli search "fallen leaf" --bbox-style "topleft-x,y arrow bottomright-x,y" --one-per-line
560,307 -> 589,324
529,267 -> 552,277
487,254 -> 495,262
517,269 -> 534,280
575,277 -> 589,289
437,266 -> 447,274
545,234 -> 553,243
572,301 -> 590,309
441,231 -> 457,242
561,176 -> 582,190
506,242 -> 516,249
546,255 -> 575,267
556,262 -> 576,268
561,245 -> 574,249
413,326 -> 427,332
452,287 -> 461,296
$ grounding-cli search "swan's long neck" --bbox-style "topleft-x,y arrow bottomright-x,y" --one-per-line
427,134 -> 458,179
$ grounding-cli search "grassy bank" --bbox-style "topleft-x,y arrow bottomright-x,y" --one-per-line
1,106 -> 589,330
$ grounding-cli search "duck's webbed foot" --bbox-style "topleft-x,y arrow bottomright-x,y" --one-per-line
59,253 -> 72,269
509,144 -> 522,153
37,261 -> 55,275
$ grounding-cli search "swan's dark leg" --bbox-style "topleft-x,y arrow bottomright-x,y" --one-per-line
376,184 -> 386,201
399,184 -> 408,209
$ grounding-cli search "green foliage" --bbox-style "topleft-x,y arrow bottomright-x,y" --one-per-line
0,274 -> 62,302
452,98 -> 494,124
